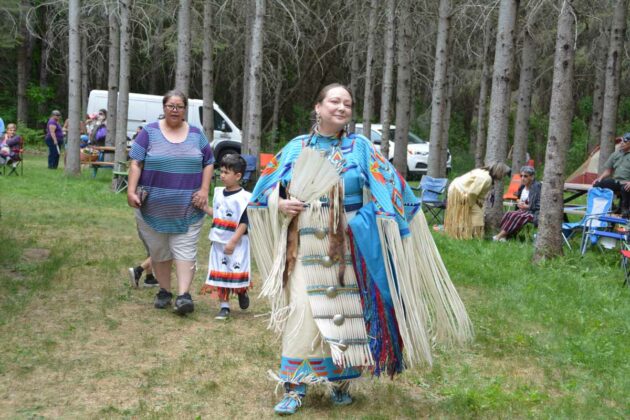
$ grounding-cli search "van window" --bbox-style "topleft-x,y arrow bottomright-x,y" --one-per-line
199,108 -> 232,132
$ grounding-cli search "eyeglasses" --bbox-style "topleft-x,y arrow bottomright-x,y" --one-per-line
520,174 -> 530,178
164,104 -> 186,111
623,138 -> 630,143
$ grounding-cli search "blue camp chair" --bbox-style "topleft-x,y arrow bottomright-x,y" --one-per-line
561,187 -> 614,249
412,176 -> 448,225
580,213 -> 629,255
240,154 -> 257,187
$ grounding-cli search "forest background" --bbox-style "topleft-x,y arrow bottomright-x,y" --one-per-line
2,0 -> 630,255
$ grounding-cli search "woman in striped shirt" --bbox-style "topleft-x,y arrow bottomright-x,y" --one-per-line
127,90 -> 215,315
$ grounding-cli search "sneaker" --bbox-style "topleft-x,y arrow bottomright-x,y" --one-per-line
330,387 -> 353,406
274,384 -> 306,415
174,293 -> 194,315
143,274 -> 159,287
154,288 -> 173,309
238,291 -> 250,310
128,266 -> 142,288
215,307 -> 230,320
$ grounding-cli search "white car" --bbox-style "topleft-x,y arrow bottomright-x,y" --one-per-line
354,123 -> 451,178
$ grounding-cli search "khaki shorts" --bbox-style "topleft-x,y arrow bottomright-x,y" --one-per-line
135,210 -> 204,262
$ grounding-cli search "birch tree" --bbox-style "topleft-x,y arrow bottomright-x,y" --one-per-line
106,2 -> 119,149
16,0 -> 31,124
113,0 -> 131,189
534,0 -> 576,261
484,0 -> 519,231
65,0 -> 81,176
202,0 -> 214,143
511,30 -> 536,173
242,0 -> 265,160
362,0 -> 378,140
588,30 -> 608,152
380,0 -> 396,160
175,0 -> 192,96
474,23 -> 492,168
80,34 -> 89,115
428,0 -> 451,178
348,4 -> 362,134
598,0 -> 628,172
393,0 -> 412,178
241,3 -> 253,144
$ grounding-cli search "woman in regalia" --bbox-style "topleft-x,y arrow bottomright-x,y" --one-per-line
248,83 -> 473,415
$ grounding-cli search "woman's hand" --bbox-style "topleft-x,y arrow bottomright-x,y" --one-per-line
517,201 -> 529,210
127,192 -> 141,208
279,197 -> 305,217
192,189 -> 209,209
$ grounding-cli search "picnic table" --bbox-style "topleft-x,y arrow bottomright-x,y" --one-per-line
90,146 -> 128,177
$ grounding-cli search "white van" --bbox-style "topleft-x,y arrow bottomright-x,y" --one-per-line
87,90 -> 242,161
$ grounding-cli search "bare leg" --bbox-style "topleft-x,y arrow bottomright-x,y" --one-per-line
141,257 -> 152,275
174,259 -> 195,295
153,259 -> 173,291
495,230 -> 508,239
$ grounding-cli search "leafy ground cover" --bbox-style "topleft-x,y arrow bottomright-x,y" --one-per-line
0,153 -> 628,418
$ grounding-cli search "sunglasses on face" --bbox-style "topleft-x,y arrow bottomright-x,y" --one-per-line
164,104 -> 186,111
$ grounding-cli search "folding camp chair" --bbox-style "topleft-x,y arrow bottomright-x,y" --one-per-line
240,154 -> 257,188
561,187 -> 614,249
412,176 -> 448,225
620,244 -> 630,287
112,161 -> 129,193
2,137 -> 24,176
580,213 -> 629,255
503,174 -> 522,209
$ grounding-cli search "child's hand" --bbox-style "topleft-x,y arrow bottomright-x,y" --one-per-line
224,241 -> 235,255
203,203 -> 213,216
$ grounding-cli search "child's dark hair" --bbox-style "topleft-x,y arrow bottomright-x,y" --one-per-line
220,153 -> 247,176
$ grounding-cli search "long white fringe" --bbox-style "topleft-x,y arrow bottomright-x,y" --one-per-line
376,210 -> 474,368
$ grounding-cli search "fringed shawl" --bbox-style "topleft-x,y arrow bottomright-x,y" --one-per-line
249,133 -> 473,377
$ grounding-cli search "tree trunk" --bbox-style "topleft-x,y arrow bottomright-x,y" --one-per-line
484,0 -> 519,232
393,0 -> 412,178
474,24 -> 492,168
439,48 -> 454,176
106,2 -> 119,149
149,0 -> 164,94
202,0 -> 215,143
533,0 -> 576,262
241,2 -> 253,147
428,0 -> 451,178
270,56 -> 283,148
598,0 -> 628,172
81,34 -> 89,116
175,0 -> 192,96
588,30 -> 608,153
362,0 -> 378,140
66,0 -> 82,176
38,5 -> 52,117
379,0 -> 396,160
17,0 -> 31,125
113,0 -> 132,190
511,30 -> 536,174
348,6 -> 362,134
243,0 -> 265,161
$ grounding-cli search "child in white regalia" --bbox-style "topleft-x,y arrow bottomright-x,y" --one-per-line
201,154 -> 252,319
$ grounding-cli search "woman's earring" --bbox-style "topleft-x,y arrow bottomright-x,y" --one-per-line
312,112 -> 321,133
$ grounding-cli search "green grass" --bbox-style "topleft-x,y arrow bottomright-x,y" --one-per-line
0,152 -> 629,418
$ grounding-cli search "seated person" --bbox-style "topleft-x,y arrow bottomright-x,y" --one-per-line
592,132 -> 630,217
493,165 -> 541,241
0,123 -> 22,165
